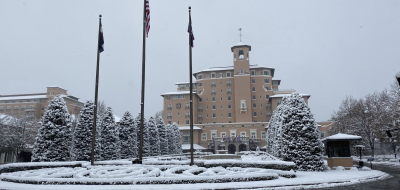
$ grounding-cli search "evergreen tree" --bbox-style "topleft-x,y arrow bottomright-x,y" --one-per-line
119,111 -> 137,159
172,123 -> 182,154
280,93 -> 324,171
135,114 -> 150,157
72,100 -> 95,161
31,96 -> 72,162
167,124 -> 176,154
148,117 -> 160,156
156,116 -> 169,155
100,107 -> 121,160
94,113 -> 103,161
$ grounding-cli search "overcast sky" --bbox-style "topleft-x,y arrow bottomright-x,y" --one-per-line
1,0 -> 400,121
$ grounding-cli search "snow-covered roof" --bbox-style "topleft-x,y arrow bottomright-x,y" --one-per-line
0,114 -> 15,125
46,86 -> 67,91
269,94 -> 311,98
161,91 -> 197,96
321,133 -> 362,142
114,115 -> 121,123
181,144 -> 206,150
0,95 -> 47,101
175,82 -> 197,85
179,126 -> 201,130
235,41 -> 247,46
193,65 -> 274,75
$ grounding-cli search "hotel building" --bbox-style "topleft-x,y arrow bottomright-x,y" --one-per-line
161,42 -> 311,153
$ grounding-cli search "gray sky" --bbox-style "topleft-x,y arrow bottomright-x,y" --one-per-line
1,0 -> 400,121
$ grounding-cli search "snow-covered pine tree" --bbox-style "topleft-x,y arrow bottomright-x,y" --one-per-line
267,99 -> 287,158
100,107 -> 121,160
72,100 -> 95,161
167,124 -> 176,154
94,113 -> 103,161
172,123 -> 182,154
135,114 -> 150,157
156,116 -> 169,155
119,111 -> 137,159
280,92 -> 324,171
148,117 -> 160,156
31,96 -> 72,162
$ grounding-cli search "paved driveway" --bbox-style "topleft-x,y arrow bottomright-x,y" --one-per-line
317,162 -> 400,190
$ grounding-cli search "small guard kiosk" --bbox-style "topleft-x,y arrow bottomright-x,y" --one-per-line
321,133 -> 362,168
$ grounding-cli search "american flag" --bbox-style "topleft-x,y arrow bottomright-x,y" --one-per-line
98,21 -> 104,53
145,0 -> 150,37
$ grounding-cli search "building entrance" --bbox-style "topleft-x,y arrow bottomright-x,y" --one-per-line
228,144 -> 236,154
239,144 -> 247,152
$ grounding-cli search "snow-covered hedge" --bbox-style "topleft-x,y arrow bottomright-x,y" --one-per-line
0,161 -> 87,174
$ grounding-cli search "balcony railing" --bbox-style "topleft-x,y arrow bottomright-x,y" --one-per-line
208,137 -> 260,143
167,116 -> 172,119
198,109 -> 203,112
185,106 -> 190,110
167,107 -> 172,110
227,91 -> 232,95
240,107 -> 247,113
185,115 -> 190,118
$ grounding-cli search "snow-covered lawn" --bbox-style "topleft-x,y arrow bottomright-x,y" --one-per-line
0,167 -> 388,189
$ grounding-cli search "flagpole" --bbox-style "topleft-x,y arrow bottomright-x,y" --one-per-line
91,14 -> 102,166
139,0 -> 147,164
188,6 -> 194,166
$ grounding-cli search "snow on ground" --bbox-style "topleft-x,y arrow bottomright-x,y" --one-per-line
0,168 -> 388,190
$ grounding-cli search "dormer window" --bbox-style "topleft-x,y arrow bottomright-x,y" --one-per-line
226,72 -> 231,77
198,74 -> 203,80
263,70 -> 270,76
211,72 -> 216,78
251,70 -> 255,76
219,73 -> 222,78
238,50 -> 244,60
240,69 -> 244,74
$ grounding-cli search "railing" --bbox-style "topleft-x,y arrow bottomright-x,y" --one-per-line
240,108 -> 247,113
208,137 -> 260,143
185,115 -> 190,118
198,109 -> 203,112
185,106 -> 190,110
227,92 -> 232,95
167,107 -> 172,110
167,116 -> 172,119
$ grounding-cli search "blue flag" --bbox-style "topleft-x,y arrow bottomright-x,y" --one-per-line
99,22 -> 104,53
188,16 -> 194,47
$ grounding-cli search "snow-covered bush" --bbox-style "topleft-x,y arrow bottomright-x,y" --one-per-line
148,117 -> 160,156
31,96 -> 72,162
167,124 -> 177,154
156,116 -> 169,155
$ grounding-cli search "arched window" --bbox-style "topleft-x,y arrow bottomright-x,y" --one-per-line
238,50 -> 244,60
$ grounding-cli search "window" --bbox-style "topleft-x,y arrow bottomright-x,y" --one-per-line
219,73 -> 222,78
198,90 -> 203,94
261,132 -> 267,139
228,96 -> 231,101
228,113 -> 232,118
221,113 -> 223,117
198,74 -> 203,79
264,79 -> 269,83
220,89 -> 223,93
199,114 -> 202,119
265,87 -> 271,90
168,121 -> 171,124
0,107 -> 3,112
320,132 -> 325,138
211,81 -> 216,87
238,49 -> 244,60
211,132 -> 217,139
240,69 -> 244,74
226,72 -> 231,77
252,95 -> 256,100
251,132 -> 256,139
241,132 -> 246,137
228,104 -> 232,109
266,103 -> 271,109
220,97 -> 223,101
211,89 -> 216,95
251,70 -> 255,76
206,106 -> 208,110
177,121 -> 179,124
253,104 -> 256,108
167,112 -> 172,119
273,81 -> 278,85
260,104 -> 263,108
267,111 -> 271,116
212,105 -> 216,110
277,100 -> 282,105
186,112 -> 190,118
199,98 -> 202,102
220,81 -> 222,84
221,105 -> 223,109
173,95 -> 185,99
178,112 -> 180,116
230,131 -> 236,137
241,100 -> 246,108
252,87 -> 255,92
186,103 -> 190,110
261,112 -> 263,116
207,114 -> 208,118
221,132 -> 226,138
266,95 -> 270,99
184,133 -> 190,143
229,121 -> 232,123
186,120 -> 189,124
212,97 -> 216,102
227,80 -> 231,87
251,78 -> 255,83
263,70 -> 270,75
212,113 -> 216,118
14,106 -> 18,111
6,106 -> 11,111
198,83 -> 202,87
253,112 -> 257,117
211,72 -> 216,78
165,96 -> 170,100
